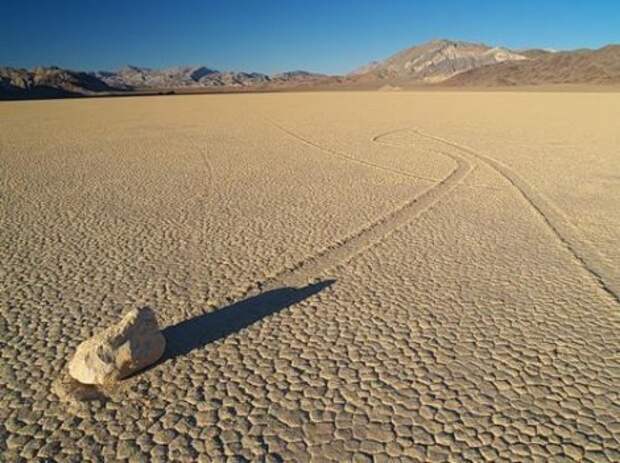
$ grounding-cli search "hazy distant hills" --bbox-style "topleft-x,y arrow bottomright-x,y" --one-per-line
93,66 -> 326,90
2,39 -> 620,99
350,39 -> 528,82
99,66 -> 336,90
0,65 -> 334,99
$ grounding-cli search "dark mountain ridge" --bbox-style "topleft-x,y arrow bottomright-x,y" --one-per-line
443,44 -> 620,86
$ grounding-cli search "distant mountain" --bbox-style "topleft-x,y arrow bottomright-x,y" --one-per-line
443,45 -> 620,86
93,66 -> 332,90
517,49 -> 555,59
350,39 -> 528,82
94,66 -> 271,89
3,40 -> 619,99
0,66 -> 114,99
94,65 -> 217,89
271,70 -> 329,82
0,65 -> 333,99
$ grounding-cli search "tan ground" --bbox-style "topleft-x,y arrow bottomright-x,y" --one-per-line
1,92 -> 619,462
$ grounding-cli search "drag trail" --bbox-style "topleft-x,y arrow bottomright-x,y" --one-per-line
246,119 -> 618,305
238,122 -> 474,297
406,128 -> 620,303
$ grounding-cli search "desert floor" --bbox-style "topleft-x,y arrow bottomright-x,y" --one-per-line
1,91 -> 619,462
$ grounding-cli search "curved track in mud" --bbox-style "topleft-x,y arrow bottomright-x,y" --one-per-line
405,128 -> 620,303
227,122 -> 474,300
233,121 -> 618,306
265,118 -> 442,183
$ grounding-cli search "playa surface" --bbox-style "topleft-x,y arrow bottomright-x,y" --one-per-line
1,92 -> 619,461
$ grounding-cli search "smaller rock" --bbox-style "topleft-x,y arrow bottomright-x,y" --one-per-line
68,307 -> 166,385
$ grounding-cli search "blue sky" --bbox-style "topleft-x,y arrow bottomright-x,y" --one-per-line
1,1 -> 619,74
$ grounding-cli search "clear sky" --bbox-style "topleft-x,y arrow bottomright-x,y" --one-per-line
1,0 -> 619,74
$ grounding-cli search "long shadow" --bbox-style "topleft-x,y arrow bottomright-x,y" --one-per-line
161,280 -> 335,361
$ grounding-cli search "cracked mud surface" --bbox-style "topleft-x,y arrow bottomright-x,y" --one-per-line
1,92 -> 619,461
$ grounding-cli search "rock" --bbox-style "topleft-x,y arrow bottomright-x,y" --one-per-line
68,307 -> 166,385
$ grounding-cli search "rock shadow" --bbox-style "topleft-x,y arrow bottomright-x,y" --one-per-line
161,280 -> 335,361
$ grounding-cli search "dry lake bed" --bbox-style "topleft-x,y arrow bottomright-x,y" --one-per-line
1,91 -> 619,461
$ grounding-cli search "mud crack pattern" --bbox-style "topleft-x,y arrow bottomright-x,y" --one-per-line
1,93 -> 619,462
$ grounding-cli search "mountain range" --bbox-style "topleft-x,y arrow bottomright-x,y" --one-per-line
0,65 -> 335,99
2,39 -> 619,99
93,66 -> 333,90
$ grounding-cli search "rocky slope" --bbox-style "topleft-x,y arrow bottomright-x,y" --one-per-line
350,39 -> 528,82
443,45 -> 620,86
